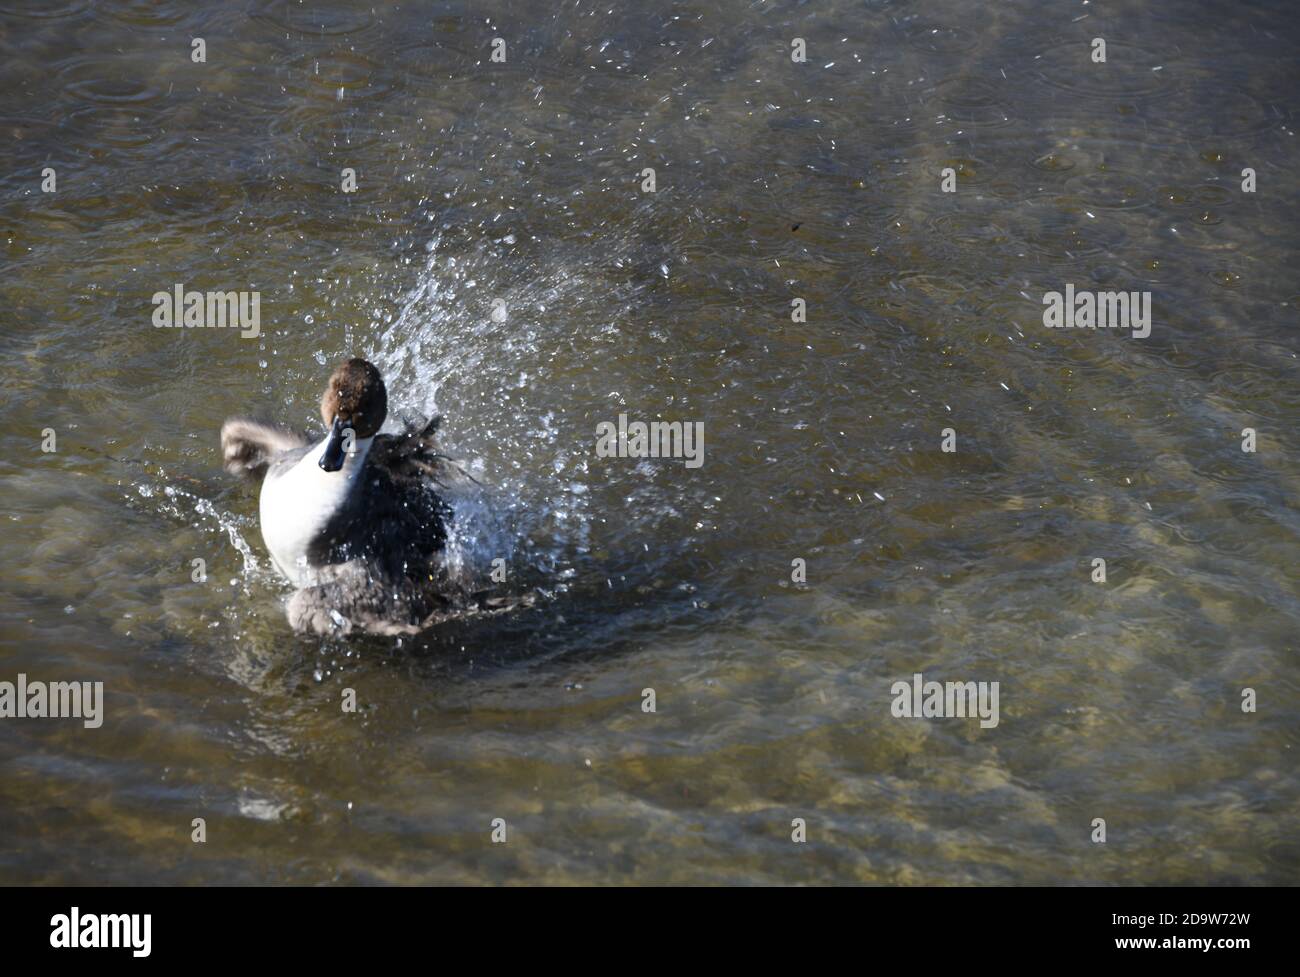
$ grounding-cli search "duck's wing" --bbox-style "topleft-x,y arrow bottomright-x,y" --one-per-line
349,456 -> 454,580
220,417 -> 310,481
369,415 -> 477,487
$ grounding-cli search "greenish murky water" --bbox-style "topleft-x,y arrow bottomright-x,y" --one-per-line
1,0 -> 1297,883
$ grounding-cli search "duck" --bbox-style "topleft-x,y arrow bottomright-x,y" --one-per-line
221,357 -> 507,636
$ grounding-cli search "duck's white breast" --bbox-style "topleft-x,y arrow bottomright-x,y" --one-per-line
259,435 -> 372,586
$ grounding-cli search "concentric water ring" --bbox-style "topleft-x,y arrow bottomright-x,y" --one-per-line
57,55 -> 165,106
283,49 -> 395,104
1033,40 -> 1181,100
248,0 -> 377,37
1063,169 -> 1151,209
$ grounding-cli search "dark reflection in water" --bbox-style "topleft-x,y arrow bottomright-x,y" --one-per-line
0,0 -> 1297,883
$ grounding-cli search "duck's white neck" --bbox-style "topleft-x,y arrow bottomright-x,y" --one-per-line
260,433 -> 374,585
313,431 -> 374,475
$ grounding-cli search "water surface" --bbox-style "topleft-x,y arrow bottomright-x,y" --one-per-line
1,0 -> 1297,883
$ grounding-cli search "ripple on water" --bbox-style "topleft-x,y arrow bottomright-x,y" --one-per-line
929,210 -> 1012,247
284,50 -> 395,104
937,132 -> 1152,206
931,156 -> 990,186
899,20 -> 979,54
248,0 -> 377,37
976,293 -> 1047,334
1151,80 -> 1285,137
994,135 -> 1188,211
1009,198 -> 1129,259
392,38 -> 478,91
985,179 -> 1029,200
923,78 -> 1016,130
103,0 -> 190,27
768,161 -> 903,230
57,55 -> 167,106
1152,198 -> 1239,254
875,270 -> 981,319
1063,168 -> 1153,210
1155,182 -> 1238,211
1110,256 -> 1178,288
267,103 -> 387,155
64,103 -> 162,151
0,115 -> 59,136
26,192 -> 144,232
1029,152 -> 1075,173
1033,41 -> 1181,100
1203,259 -> 1247,291
0,0 -> 88,17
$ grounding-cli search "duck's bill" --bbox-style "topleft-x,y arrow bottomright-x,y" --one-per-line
319,416 -> 348,472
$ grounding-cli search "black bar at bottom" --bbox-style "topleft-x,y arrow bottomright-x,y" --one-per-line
0,885 -> 1284,964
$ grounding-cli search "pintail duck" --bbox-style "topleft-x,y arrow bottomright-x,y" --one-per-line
221,358 -> 513,636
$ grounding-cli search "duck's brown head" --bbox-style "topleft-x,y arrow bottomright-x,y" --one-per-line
318,358 -> 387,472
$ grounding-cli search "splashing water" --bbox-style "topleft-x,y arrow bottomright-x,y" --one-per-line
369,231 -> 640,592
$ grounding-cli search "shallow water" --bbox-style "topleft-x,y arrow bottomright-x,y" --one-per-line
1,0 -> 1297,884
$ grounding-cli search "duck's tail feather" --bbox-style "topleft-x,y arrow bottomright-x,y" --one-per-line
220,417 -> 310,481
